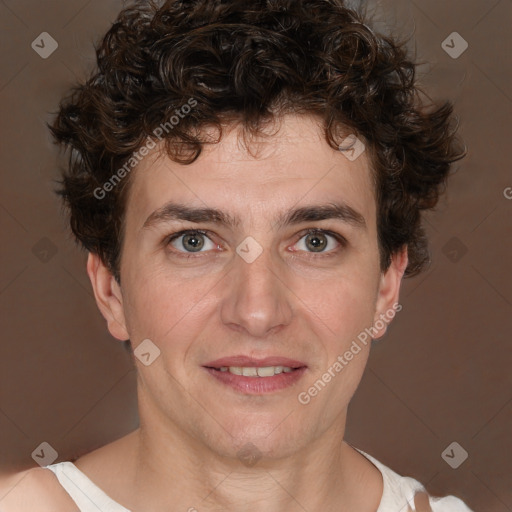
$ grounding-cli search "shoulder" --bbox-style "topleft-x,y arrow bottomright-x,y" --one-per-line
353,448 -> 474,512
377,465 -> 474,512
0,466 -> 79,512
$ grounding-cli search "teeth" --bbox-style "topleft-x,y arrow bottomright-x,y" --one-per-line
256,366 -> 275,377
219,366 -> 295,377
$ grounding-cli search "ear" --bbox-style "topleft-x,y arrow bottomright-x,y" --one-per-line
371,245 -> 408,340
86,252 -> 129,341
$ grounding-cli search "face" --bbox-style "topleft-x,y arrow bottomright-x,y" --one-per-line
90,114 -> 407,461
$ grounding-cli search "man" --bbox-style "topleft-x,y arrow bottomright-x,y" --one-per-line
0,0 -> 471,510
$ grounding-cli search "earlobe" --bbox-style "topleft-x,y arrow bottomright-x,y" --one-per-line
372,246 -> 408,339
86,252 -> 130,341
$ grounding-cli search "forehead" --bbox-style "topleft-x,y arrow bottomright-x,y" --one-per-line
125,114 -> 376,230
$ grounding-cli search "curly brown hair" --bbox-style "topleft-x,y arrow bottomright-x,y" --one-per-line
49,0 -> 466,284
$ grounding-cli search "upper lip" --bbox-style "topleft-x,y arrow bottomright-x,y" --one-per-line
204,356 -> 307,368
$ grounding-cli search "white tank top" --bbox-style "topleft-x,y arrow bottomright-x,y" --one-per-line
44,448 -> 473,511
44,461 -> 130,511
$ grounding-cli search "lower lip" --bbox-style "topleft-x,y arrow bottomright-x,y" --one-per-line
204,367 -> 307,394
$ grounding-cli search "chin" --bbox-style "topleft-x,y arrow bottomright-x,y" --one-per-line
202,413 -> 314,463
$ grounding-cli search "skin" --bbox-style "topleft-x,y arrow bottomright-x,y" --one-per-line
2,113 -> 412,512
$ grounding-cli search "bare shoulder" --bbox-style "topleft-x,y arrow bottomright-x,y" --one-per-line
0,466 -> 79,512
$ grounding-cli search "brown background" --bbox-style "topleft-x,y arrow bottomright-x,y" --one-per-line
0,1 -> 511,511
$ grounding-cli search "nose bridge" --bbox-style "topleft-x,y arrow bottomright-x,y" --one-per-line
219,239 -> 293,338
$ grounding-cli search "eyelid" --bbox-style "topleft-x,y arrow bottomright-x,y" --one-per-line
166,228 -> 209,241
296,228 -> 347,243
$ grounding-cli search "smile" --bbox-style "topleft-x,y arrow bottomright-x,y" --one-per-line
204,365 -> 307,394
216,366 -> 295,377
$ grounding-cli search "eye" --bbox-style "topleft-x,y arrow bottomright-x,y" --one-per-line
292,230 -> 344,254
167,230 -> 217,254
165,229 -> 345,257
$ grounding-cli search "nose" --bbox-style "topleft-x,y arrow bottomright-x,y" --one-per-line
219,244 -> 293,339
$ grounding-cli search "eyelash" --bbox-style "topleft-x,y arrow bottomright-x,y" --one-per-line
164,229 -> 347,259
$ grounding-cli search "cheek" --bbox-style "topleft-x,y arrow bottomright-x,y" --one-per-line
122,265 -> 216,350
292,265 -> 379,342
296,273 -> 376,412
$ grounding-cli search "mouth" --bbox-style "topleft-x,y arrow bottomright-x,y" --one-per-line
203,356 -> 308,395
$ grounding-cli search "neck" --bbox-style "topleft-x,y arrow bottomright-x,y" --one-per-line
121,419 -> 378,512
83,383 -> 383,512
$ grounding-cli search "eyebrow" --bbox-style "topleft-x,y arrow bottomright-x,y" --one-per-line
142,201 -> 367,231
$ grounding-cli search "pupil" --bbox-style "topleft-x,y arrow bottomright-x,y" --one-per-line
306,233 -> 326,252
183,233 -> 204,252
